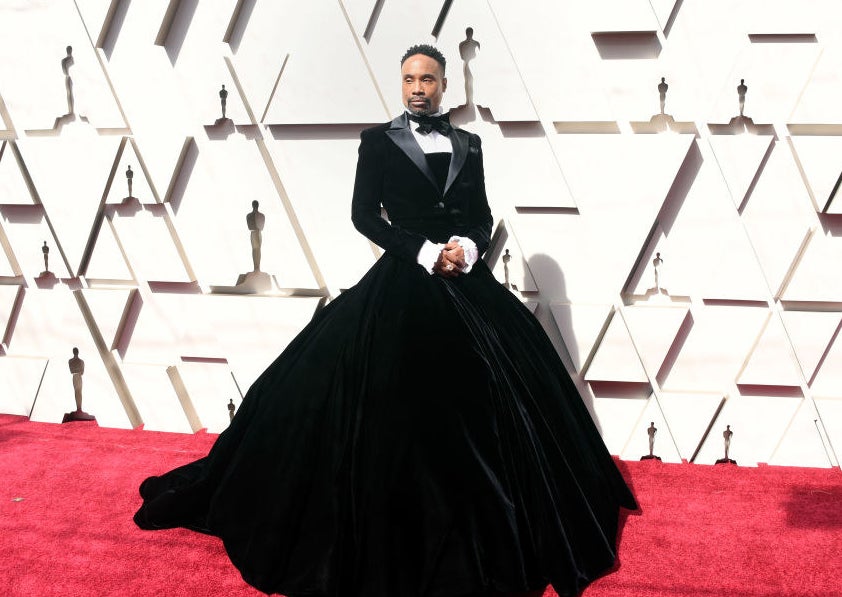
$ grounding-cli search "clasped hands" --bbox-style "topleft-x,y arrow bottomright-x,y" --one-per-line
433,241 -> 466,278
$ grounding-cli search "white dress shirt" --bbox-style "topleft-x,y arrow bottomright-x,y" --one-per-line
406,112 -> 478,275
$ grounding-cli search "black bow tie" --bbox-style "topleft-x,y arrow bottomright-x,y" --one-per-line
408,112 -> 452,136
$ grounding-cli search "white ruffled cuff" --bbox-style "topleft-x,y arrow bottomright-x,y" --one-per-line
449,236 -> 478,273
417,240 -> 444,274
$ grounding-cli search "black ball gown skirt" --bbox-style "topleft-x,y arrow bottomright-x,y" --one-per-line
134,253 -> 637,597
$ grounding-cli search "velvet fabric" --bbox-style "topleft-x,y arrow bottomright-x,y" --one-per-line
134,114 -> 637,597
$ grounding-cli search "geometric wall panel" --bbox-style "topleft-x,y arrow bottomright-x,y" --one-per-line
783,228 -> 842,302
265,133 -> 375,291
78,288 -> 136,351
814,398 -> 842,468
741,140 -> 816,296
117,292 -> 217,366
619,398 -> 682,464
110,205 -> 193,283
0,221 -> 21,278
1,2 -> 841,469
233,1 -> 384,124
0,356 -> 48,418
170,134 -> 318,290
622,305 -> 689,376
781,310 -> 841,384
737,316 -> 804,387
708,40 -> 821,124
549,303 -> 612,373
661,306 -> 769,392
0,204 -> 71,280
170,361 -> 242,434
693,395 -> 801,466
435,0 -> 538,121
487,220 -> 538,293
659,392 -> 724,462
788,135 -> 842,212
17,133 -> 121,276
489,0 -> 615,121
769,398 -> 834,468
707,134 -> 773,210
0,142 -> 35,204
585,310 -> 647,382
9,287 -> 132,428
104,140 -> 156,205
0,285 -> 22,338
809,328 -> 842,398
591,394 -> 651,457
646,150 -> 770,301
544,134 -> 694,300
202,294 -> 324,391
85,219 -> 134,282
0,2 -> 126,131
790,42 -> 842,124
481,129 -> 576,210
579,0 -> 659,32
121,363 -> 193,434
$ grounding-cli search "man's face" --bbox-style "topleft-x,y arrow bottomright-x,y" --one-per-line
401,54 -> 447,116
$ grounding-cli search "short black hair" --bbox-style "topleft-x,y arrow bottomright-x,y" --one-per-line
400,44 -> 446,73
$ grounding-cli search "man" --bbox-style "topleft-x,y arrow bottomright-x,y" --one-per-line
135,44 -> 634,597
350,44 -> 549,597
351,44 -> 492,283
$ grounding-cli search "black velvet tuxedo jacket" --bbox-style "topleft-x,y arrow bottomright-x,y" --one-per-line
351,113 -> 493,264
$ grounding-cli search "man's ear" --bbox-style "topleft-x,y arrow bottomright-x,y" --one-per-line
442,77 -> 448,92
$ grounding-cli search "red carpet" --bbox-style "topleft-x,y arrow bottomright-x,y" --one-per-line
1,414 -> 840,597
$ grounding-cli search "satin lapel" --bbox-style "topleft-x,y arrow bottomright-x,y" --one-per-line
385,114 -> 439,192
443,128 -> 468,197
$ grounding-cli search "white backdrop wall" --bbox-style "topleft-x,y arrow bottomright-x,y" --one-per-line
1,0 -> 841,468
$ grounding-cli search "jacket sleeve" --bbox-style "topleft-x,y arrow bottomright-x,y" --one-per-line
351,129 -> 428,263
462,134 -> 493,256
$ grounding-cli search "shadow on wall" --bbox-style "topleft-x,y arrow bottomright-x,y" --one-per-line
523,252 -> 603,429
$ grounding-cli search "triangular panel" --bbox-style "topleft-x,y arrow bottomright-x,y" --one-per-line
809,326 -> 842,398
707,134 -> 773,210
104,140 -> 156,205
0,356 -> 48,417
0,204 -> 72,279
78,288 -> 136,351
659,392 -> 725,462
436,0 -> 537,121
173,361 -> 242,434
17,134 -> 121,275
661,305 -> 768,392
585,311 -> 648,382
622,305 -> 689,375
84,218 -> 134,282
549,303 -> 612,373
0,142 -> 35,205
591,393 -> 651,457
693,394 -> 801,466
738,316 -> 803,387
233,1 -> 385,124
781,310 -> 841,383
620,398 -> 682,463
770,398 -> 834,468
0,2 -> 126,131
741,141 -> 816,295
486,220 -> 538,292
788,135 -> 842,212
